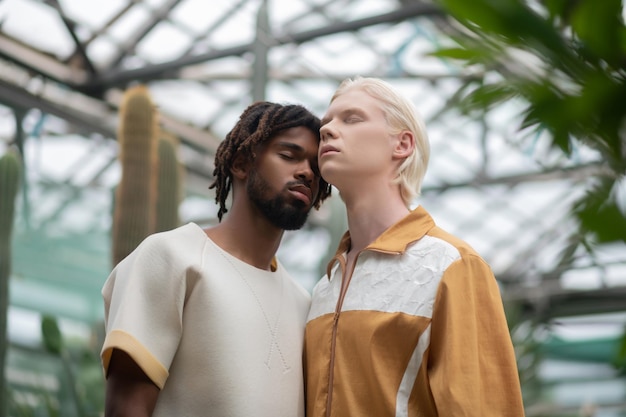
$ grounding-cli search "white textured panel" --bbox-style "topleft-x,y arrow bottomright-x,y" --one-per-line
308,235 -> 460,321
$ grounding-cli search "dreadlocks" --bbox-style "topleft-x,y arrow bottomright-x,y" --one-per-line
210,101 -> 332,221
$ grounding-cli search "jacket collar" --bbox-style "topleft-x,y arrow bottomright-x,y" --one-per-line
326,206 -> 435,278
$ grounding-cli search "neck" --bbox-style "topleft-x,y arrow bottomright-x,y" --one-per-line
205,205 -> 284,271
341,186 -> 410,254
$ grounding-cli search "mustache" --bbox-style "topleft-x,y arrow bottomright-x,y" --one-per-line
286,180 -> 311,189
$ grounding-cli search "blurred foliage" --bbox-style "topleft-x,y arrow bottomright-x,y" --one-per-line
7,316 -> 104,417
40,316 -> 103,417
432,0 -> 626,246
504,303 -> 543,406
432,1 -> 626,413
616,327 -> 626,372
7,385 -> 59,417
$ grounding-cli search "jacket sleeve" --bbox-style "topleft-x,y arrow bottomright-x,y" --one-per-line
427,254 -> 525,416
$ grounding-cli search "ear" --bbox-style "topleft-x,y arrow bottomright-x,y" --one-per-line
230,153 -> 251,180
392,131 -> 414,160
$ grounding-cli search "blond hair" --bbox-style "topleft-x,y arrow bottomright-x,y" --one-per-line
331,76 -> 430,206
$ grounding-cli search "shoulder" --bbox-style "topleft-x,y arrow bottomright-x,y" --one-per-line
141,222 -> 205,248
416,225 -> 485,261
133,223 -> 205,258
104,224 -> 207,296
432,226 -> 481,256
419,228 -> 497,291
114,223 -> 208,277
402,225 -> 493,282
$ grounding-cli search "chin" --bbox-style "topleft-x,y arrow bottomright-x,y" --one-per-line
261,201 -> 311,230
320,168 -> 338,186
275,212 -> 309,230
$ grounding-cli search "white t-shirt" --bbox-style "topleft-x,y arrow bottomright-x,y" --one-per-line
101,223 -> 311,417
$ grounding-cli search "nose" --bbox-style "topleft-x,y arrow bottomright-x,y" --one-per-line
320,121 -> 336,142
295,159 -> 315,185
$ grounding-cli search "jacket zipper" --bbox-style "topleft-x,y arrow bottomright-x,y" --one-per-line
325,254 -> 353,417
325,248 -> 402,417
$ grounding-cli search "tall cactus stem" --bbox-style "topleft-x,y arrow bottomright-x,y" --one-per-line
155,134 -> 183,233
0,148 -> 21,417
112,85 -> 159,266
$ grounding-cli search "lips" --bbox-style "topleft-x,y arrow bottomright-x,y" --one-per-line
319,144 -> 339,157
289,184 -> 313,205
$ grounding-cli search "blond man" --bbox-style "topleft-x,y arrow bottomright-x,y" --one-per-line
304,77 -> 524,417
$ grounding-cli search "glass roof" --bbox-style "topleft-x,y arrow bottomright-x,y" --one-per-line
1,0 -> 624,317
1,0 -> 625,413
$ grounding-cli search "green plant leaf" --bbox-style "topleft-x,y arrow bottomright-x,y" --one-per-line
574,179 -> 626,243
429,47 -> 483,61
460,83 -> 518,113
544,0 -> 569,23
570,0 -> 624,67
41,315 -> 63,354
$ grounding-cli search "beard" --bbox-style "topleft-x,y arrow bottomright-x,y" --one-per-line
247,169 -> 311,230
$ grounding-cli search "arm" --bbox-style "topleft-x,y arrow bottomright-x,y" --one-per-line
105,348 -> 160,417
428,255 -> 524,416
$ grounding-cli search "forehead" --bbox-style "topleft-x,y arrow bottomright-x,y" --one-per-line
324,88 -> 384,118
266,126 -> 319,147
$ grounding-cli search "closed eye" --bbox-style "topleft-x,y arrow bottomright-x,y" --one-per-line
279,153 -> 295,160
345,116 -> 362,123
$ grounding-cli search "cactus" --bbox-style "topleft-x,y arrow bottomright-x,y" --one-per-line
0,148 -> 21,417
112,85 -> 159,266
155,134 -> 183,233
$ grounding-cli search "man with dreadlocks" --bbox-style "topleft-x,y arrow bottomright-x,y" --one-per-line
101,101 -> 331,417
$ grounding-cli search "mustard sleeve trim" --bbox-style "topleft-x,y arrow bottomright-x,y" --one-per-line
101,329 -> 169,389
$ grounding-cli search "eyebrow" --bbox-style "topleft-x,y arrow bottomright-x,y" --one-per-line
274,141 -> 305,152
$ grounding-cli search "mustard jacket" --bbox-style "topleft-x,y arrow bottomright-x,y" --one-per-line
305,206 -> 525,417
